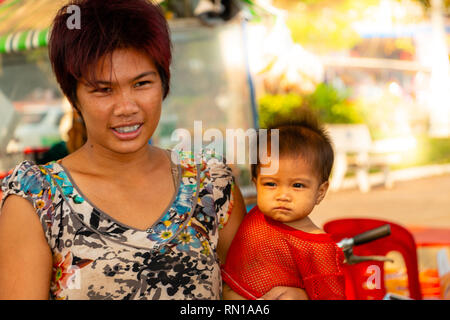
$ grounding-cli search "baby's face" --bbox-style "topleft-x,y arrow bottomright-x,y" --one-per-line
254,156 -> 328,225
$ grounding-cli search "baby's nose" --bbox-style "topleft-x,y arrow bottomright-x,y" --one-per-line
276,191 -> 291,201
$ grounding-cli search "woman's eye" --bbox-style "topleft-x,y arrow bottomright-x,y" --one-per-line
293,183 -> 305,188
135,81 -> 151,88
92,87 -> 111,94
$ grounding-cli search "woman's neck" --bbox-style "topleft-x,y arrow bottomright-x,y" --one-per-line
64,142 -> 163,179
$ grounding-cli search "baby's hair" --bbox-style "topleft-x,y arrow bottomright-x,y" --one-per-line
251,110 -> 334,184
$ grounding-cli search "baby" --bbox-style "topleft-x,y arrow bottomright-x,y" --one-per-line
222,117 -> 345,300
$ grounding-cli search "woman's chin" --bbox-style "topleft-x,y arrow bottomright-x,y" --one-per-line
97,139 -> 150,155
116,142 -> 150,155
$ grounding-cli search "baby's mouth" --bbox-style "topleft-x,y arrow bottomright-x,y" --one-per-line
274,206 -> 291,211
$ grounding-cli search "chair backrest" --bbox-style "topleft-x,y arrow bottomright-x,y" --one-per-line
323,218 -> 422,300
326,124 -> 372,154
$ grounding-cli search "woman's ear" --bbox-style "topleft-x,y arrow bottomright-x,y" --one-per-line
315,181 -> 329,205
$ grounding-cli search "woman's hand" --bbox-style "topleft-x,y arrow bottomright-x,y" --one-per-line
259,286 -> 309,300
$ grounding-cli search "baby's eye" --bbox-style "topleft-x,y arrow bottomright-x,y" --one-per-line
263,182 -> 276,187
293,183 -> 305,188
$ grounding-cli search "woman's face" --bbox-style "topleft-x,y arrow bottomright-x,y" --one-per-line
76,48 -> 163,155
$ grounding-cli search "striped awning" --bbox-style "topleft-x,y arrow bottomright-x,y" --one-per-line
0,0 -> 66,53
0,28 -> 49,53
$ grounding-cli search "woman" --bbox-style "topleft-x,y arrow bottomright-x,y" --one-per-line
0,0 -> 306,300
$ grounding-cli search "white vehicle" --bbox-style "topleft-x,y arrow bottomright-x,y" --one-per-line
12,106 -> 64,150
0,91 -> 21,172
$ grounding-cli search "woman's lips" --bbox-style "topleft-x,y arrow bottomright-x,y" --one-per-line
111,124 -> 143,140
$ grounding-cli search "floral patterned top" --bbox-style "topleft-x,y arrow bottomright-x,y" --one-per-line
1,150 -> 234,300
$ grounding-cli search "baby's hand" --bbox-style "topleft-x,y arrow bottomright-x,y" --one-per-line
259,286 -> 309,300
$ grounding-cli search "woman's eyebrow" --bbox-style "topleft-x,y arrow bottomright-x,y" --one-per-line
131,71 -> 158,82
91,71 -> 158,86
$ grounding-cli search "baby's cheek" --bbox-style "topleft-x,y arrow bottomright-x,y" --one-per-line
256,196 -> 271,215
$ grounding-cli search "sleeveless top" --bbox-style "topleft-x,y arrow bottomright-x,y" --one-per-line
1,150 -> 234,300
222,206 -> 345,300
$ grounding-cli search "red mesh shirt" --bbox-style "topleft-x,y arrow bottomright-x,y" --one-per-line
222,206 -> 345,300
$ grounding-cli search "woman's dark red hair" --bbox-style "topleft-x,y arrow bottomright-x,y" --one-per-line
49,0 -> 172,110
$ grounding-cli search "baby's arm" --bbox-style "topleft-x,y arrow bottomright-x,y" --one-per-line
223,283 -> 309,300
223,283 -> 247,300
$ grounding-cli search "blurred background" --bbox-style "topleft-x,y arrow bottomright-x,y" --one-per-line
0,0 -> 449,300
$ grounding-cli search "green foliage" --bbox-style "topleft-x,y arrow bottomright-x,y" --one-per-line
422,137 -> 450,164
305,83 -> 364,124
258,83 -> 364,127
392,135 -> 450,169
286,12 -> 361,53
258,93 -> 303,127
277,0 -> 380,53
411,0 -> 450,10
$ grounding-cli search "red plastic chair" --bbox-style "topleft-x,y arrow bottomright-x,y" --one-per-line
323,218 -> 422,300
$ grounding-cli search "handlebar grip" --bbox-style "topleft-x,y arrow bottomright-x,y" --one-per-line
352,224 -> 391,246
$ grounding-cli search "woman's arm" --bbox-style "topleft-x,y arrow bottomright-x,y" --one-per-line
217,184 -> 246,264
0,195 -> 52,299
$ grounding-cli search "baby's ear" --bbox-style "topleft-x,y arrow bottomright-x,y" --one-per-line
316,181 -> 329,205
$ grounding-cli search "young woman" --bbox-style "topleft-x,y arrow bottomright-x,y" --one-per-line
0,0 -> 306,300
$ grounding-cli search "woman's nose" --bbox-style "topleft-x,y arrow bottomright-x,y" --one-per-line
113,91 -> 139,117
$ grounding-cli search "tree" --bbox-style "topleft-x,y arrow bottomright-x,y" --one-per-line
270,0 -> 380,53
